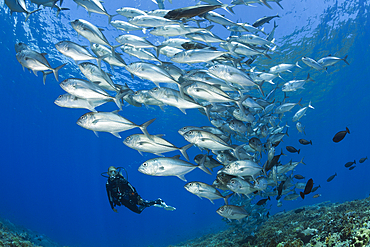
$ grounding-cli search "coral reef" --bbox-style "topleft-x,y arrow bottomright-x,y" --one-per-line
0,216 -> 62,247
169,196 -> 370,247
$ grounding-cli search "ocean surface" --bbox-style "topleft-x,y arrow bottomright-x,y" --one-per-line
0,0 -> 369,246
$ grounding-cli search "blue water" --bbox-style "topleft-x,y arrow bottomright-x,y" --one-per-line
0,0 -> 369,246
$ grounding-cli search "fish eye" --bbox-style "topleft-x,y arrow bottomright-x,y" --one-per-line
142,163 -> 147,167
188,131 -> 192,134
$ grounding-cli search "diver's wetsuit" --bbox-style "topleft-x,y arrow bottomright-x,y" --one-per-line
106,174 -> 158,214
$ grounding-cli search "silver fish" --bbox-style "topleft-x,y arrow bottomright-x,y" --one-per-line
208,64 -> 264,96
90,44 -> 127,68
55,41 -> 99,65
184,181 -> 227,203
301,56 -> 325,71
78,62 -> 118,92
149,87 -> 209,118
110,20 -> 142,32
138,155 -> 211,181
129,15 -> 179,27
54,93 -> 109,112
16,49 -> 66,84
223,160 -> 262,178
77,111 -> 155,139
216,205 -> 249,221
73,0 -> 115,23
116,7 -> 147,19
5,0 -> 41,21
123,134 -> 193,160
292,101 -> 314,122
59,78 -> 121,110
70,19 -> 119,54
318,55 -> 349,68
171,49 -> 228,64
227,177 -> 256,196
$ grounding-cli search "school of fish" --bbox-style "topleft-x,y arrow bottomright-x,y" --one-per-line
8,0 -> 357,222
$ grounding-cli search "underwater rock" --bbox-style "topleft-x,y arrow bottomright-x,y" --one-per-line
170,196 -> 370,247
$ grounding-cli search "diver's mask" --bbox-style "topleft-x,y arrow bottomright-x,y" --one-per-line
108,166 -> 118,179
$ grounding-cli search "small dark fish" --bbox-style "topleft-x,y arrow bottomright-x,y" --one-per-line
266,212 -> 270,218
276,180 -> 286,200
252,14 -> 280,28
264,149 -> 285,172
333,127 -> 350,143
293,174 -> 305,179
256,196 -> 270,206
349,166 -> 356,170
294,207 -> 305,213
299,139 -> 312,145
359,157 -> 368,163
344,160 -> 356,168
326,173 -> 337,182
300,178 -> 313,199
286,146 -> 300,154
311,185 -> 321,193
164,5 -> 221,20
313,194 -> 321,198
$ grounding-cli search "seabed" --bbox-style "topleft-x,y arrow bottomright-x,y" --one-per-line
2,196 -> 370,247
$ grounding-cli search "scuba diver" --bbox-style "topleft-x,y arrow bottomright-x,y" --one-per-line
103,166 -> 176,214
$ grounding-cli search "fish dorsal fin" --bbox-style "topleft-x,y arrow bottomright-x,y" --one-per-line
99,28 -> 105,32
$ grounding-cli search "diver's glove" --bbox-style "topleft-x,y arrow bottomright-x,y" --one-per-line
153,198 -> 176,211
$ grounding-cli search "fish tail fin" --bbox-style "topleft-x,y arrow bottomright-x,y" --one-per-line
224,192 -> 234,205
42,71 -> 53,85
297,97 -> 303,107
233,144 -> 245,160
306,73 -> 315,82
225,5 -> 235,14
25,9 -> 41,22
155,44 -> 164,57
96,54 -> 110,71
56,7 -> 70,17
111,44 -> 121,57
257,81 -> 265,97
114,93 -> 123,110
108,14 -> 118,24
260,0 -> 273,9
298,149 -> 300,154
308,101 -> 315,109
205,25 -> 214,31
203,105 -> 212,122
354,160 -> 356,164
300,191 -> 305,199
197,155 -> 212,175
310,140 -> 312,145
342,55 -> 349,65
300,157 -> 306,165
296,61 -> 302,69
346,127 -> 350,134
285,127 -> 289,137
179,143 -> 193,161
52,63 -> 67,82
139,118 -> 156,140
